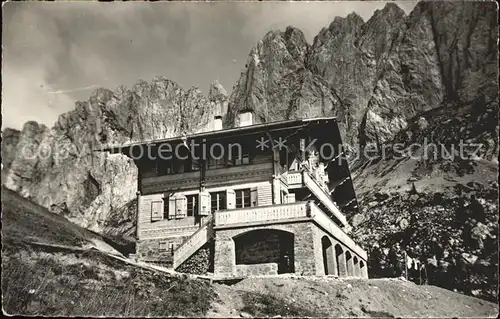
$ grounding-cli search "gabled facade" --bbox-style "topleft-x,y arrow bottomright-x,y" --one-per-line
104,116 -> 368,279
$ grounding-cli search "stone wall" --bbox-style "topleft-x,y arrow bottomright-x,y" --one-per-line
136,236 -> 189,265
176,241 -> 214,275
214,222 -> 318,277
236,263 -> 278,277
311,224 -> 368,278
234,230 -> 283,264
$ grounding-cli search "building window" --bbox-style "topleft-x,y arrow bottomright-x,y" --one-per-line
207,143 -> 226,170
189,159 -> 200,172
157,158 -> 174,176
235,189 -> 251,209
233,142 -> 252,166
186,194 -> 197,217
281,191 -> 287,204
207,156 -> 225,170
211,191 -> 226,212
234,152 -> 250,166
159,242 -> 168,251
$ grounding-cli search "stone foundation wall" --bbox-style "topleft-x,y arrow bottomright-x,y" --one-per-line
214,221 -> 317,277
236,263 -> 278,277
136,236 -> 189,263
176,241 -> 214,275
235,231 -> 281,264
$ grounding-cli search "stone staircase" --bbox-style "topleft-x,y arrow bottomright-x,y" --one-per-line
172,216 -> 215,269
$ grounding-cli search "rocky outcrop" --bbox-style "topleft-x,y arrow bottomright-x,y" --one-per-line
226,2 -> 497,150
209,80 -> 229,117
1,128 -> 21,172
224,26 -> 346,133
350,97 -> 498,301
3,77 -> 222,235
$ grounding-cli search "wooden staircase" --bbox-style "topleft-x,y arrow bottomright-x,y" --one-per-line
172,216 -> 214,269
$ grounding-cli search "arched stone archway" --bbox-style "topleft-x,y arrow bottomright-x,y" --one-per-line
321,236 -> 336,275
335,244 -> 347,277
353,256 -> 359,277
345,251 -> 354,276
360,260 -> 368,278
233,229 -> 294,274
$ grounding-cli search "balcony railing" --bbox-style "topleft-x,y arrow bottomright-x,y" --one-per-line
212,200 -> 366,260
214,201 -> 309,226
302,171 -> 348,227
286,171 -> 303,186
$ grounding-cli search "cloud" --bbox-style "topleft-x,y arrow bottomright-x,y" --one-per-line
2,1 -> 417,130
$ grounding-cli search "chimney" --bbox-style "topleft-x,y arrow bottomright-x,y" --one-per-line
213,102 -> 223,131
213,115 -> 222,130
239,112 -> 253,127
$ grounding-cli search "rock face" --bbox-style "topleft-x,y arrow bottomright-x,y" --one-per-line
1,128 -> 21,172
224,26 -> 346,132
2,1 -> 498,300
226,2 -> 497,150
350,97 -> 498,301
3,77 -> 225,237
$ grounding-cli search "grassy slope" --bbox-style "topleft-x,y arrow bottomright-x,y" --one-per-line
1,187 -> 111,249
1,188 -> 215,317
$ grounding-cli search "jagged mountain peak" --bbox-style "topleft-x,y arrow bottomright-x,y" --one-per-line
367,2 -> 406,27
209,80 -> 228,100
3,74 -> 218,235
282,25 -> 308,43
327,12 -> 364,34
377,2 -> 406,16
257,26 -> 309,62
261,25 -> 307,43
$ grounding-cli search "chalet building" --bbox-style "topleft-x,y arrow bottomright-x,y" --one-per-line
104,114 -> 368,279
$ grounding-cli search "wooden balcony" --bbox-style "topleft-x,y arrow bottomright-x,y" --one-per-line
286,171 -> 303,187
214,201 -> 309,227
283,169 -> 348,228
302,172 -> 348,227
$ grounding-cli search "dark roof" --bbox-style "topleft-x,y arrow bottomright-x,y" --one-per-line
94,116 -> 360,216
96,117 -> 338,153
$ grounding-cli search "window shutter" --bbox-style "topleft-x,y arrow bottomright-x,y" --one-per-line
151,200 -> 164,221
226,189 -> 236,209
159,242 -> 168,251
199,191 -> 211,216
168,196 -> 176,220
250,187 -> 258,207
175,195 -> 187,219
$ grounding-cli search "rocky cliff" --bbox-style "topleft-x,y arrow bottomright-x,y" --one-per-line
3,78 -> 228,237
227,2 -> 497,150
2,1 -> 498,300
1,128 -> 21,171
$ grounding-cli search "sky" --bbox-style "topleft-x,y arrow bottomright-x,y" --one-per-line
1,1 -> 417,130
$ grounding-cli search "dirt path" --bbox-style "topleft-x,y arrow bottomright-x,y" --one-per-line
207,284 -> 246,318
208,276 -> 498,318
